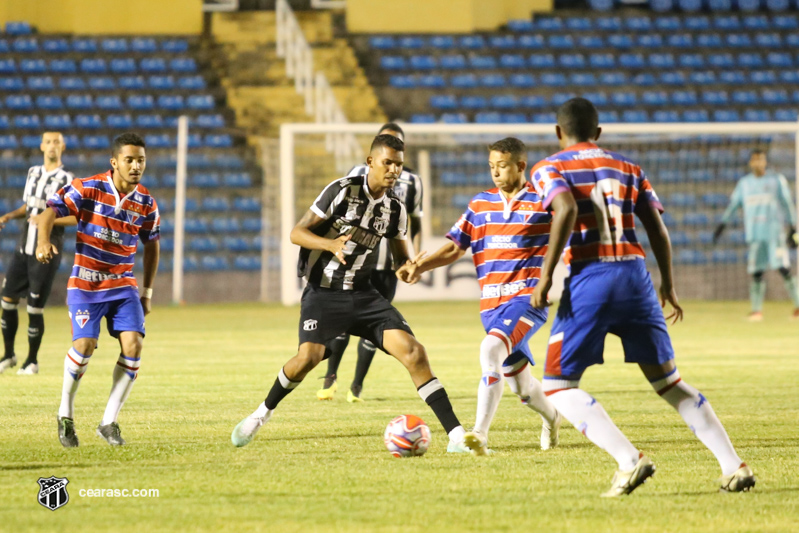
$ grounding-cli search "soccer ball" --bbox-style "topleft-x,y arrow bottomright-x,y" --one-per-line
384,414 -> 431,458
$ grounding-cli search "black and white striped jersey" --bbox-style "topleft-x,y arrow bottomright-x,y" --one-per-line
19,165 -> 73,255
297,175 -> 408,291
346,165 -> 422,271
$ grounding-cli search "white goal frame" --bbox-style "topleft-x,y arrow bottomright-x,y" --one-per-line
279,121 -> 799,306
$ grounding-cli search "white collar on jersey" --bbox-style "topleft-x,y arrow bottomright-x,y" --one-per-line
105,172 -> 139,215
40,165 -> 64,179
362,180 -> 387,204
499,186 -> 529,220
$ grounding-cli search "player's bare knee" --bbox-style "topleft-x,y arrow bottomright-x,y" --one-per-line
403,340 -> 429,371
72,338 -> 96,357
296,344 -> 325,372
119,335 -> 143,358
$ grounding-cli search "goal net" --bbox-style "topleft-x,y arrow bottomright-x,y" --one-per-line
271,122 -> 799,306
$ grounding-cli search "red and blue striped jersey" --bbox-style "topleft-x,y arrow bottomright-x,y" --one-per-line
47,171 -> 160,304
530,142 -> 663,267
446,183 -> 550,313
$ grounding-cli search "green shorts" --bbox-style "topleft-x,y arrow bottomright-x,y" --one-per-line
747,240 -> 790,274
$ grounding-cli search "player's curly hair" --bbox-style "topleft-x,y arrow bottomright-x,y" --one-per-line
112,132 -> 146,156
557,97 -> 599,142
488,137 -> 527,161
370,133 -> 405,154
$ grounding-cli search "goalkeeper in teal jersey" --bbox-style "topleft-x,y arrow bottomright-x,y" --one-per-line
713,149 -> 799,320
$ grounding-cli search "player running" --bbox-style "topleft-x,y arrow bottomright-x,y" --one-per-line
397,137 -> 560,455
530,98 -> 754,496
35,133 -> 160,447
0,132 -> 76,375
318,122 -> 424,402
231,134 -> 467,451
713,148 -> 799,320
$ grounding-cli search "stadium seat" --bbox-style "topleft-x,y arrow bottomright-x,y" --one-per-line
596,16 -> 622,31
409,55 -> 436,70
6,95 -> 33,110
241,218 -> 262,232
756,33 -> 781,47
619,53 -> 645,69
507,19 -> 534,32
101,38 -> 128,53
599,111 -> 619,123
517,35 -> 544,49
440,55 -> 466,69
196,114 -> 225,128
20,59 -> 46,73
726,34 -> 752,47
559,54 -> 585,68
520,95 -> 547,108
607,34 -> 633,49
697,34 -> 722,47
187,95 -> 214,110
50,59 -> 77,73
6,21 -> 32,35
642,91 -> 668,106
233,197 -> 260,212
653,110 -> 680,123
96,95 -> 122,110
189,237 -> 220,253
76,114 -> 103,129
675,250 -> 707,265
638,35 -> 663,48
500,54 -> 525,69
774,15 -> 798,29
751,70 -> 777,84
109,58 -> 135,74
656,16 -> 682,30
708,53 -> 734,68
72,38 -> 97,53
566,16 -> 593,30
590,53 -> 615,69
80,58 -> 107,73
548,35 -> 574,48
552,93 -> 576,107
732,90 -> 759,105
720,71 -> 746,84
145,134 -> 172,148
672,90 -> 698,105
489,35 -> 515,49
469,56 -> 497,69
43,114 -> 70,129
458,35 -> 485,49
234,256 -> 261,271
83,135 -> 110,150
223,172 -> 252,187
202,197 -> 230,212
119,76 -> 146,90
578,36 -> 603,48
128,95 -> 155,110
713,109 -> 740,121
410,114 -> 435,123
599,72 -> 627,85
461,96 -> 487,110
540,73 -> 567,86
767,52 -> 793,68
27,77 -> 54,91
744,109 -> 771,121
509,73 -> 535,88
136,114 -> 163,128
762,89 -> 789,104
12,37 -> 38,53
490,95 -> 519,109
0,78 -> 24,91
36,95 -> 63,109
702,90 -> 729,105
107,114 -> 133,129
380,56 -> 405,69
430,95 -> 457,110
148,75 -> 175,90
389,75 -> 415,88
158,95 -> 184,110
418,75 -> 445,88
14,115 -> 40,129
738,53 -> 763,68
141,58 -> 167,73
0,135 -> 19,149
428,36 -> 453,49
775,108 -> 799,121
528,54 -> 556,69
132,37 -> 158,53
162,39 -> 189,53
170,58 -> 197,72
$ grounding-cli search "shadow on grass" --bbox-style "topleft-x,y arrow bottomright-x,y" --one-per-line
0,463 -> 96,471
651,486 -> 799,497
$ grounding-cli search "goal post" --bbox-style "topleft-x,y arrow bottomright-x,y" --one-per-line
277,121 -> 799,306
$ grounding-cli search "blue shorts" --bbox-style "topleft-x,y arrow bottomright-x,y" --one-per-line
545,260 -> 675,379
481,296 -> 548,367
68,295 -> 146,341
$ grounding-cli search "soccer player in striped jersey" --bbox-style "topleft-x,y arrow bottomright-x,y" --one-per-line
231,134 -> 467,451
0,132 -> 76,375
713,149 -> 799,320
35,133 -> 160,448
397,138 -> 561,455
530,98 -> 753,496
319,123 -> 424,402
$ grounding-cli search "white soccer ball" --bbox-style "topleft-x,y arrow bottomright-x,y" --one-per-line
384,414 -> 431,458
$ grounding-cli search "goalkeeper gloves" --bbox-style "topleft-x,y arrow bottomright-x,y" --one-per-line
712,223 -> 726,244
788,226 -> 798,250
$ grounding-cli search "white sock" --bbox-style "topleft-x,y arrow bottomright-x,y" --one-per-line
653,372 -> 743,476
504,362 -> 558,426
59,348 -> 91,419
252,401 -> 271,419
448,425 -> 465,443
473,335 -> 507,436
101,353 -> 140,425
548,388 -> 640,471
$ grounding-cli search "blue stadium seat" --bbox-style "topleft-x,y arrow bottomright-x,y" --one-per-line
187,95 -> 214,110
430,95 -> 457,110
578,36 -> 604,48
619,53 -> 645,69
775,108 -> 799,121
380,56 -> 405,69
162,39 -> 189,53
368,35 -> 395,49
203,135 -> 234,150
715,15 -> 740,30
744,15 -> 770,29
101,38 -> 127,53
509,73 -> 535,88
124,95 -> 152,110
548,35 -> 574,48
459,35 -> 485,49
726,33 -> 752,47
719,71 -> 746,84
540,73 -> 567,86
713,109 -> 740,121
76,114 -> 103,129
201,197 -> 230,212
461,96 -> 487,110
702,90 -> 729,105
409,55 -> 436,70
80,58 -> 106,73
170,58 -> 197,72
27,76 -> 54,91
596,16 -> 622,31
14,115 -> 40,129
762,89 -> 789,104
489,35 -> 515,49
570,73 -> 597,86
550,93 -> 575,107
96,95 -> 122,110
116,76 -> 144,90
756,33 -> 782,47
619,110 -> 646,123
655,16 -> 682,30
766,52 -> 792,68
502,113 -> 527,124
50,59 -> 77,74
643,91 -> 669,106
20,59 -> 46,73
697,34 -> 723,47
397,36 -> 423,49
517,35 -> 544,49
108,58 -> 135,74
536,17 -> 564,31
59,76 -> 87,91
638,34 -> 663,48
6,21 -> 32,35
193,173 -> 220,187
106,114 -> 132,129
626,16 -> 652,31
653,110 -> 680,123
732,89 -> 759,104
787,34 -> 799,47
141,58 -> 167,73
607,34 -> 633,49
744,109 -> 771,121
418,75 -> 445,88
0,135 -> 19,149
528,54 -> 556,68
500,54 -> 525,69
660,72 -> 686,86
131,37 -> 158,53
711,250 -> 740,264
6,95 -> 33,110
145,134 -> 172,148
668,193 -> 697,207
428,36 -> 454,49
137,114 -> 163,128
196,114 -> 225,128
83,135 -> 110,150
738,52 -> 763,68
490,95 -> 519,109
410,114 -> 435,123
774,15 -> 798,29
520,95 -> 547,108
668,34 -> 693,48
224,172 -> 251,187
158,95 -> 184,110
473,112 -> 500,124
650,53 -> 676,69
440,55 -> 466,69
708,53 -> 734,68
0,78 -> 23,91
507,19 -> 534,32
612,92 -> 636,106
43,114 -> 70,129
389,75 -> 415,89
234,256 -> 261,271
233,197 -> 260,212
469,56 -> 497,69
36,95 -> 63,109
146,75 -> 174,90
178,75 -> 206,90
72,38 -> 97,53
189,237 -> 220,253
635,73 -> 656,85
587,91 -> 608,105
12,37 -> 38,53
679,53 -> 704,68
567,16 -> 593,30
751,70 -> 777,84
590,53 -> 615,69
599,72 -> 627,85
224,236 -> 250,252
672,90 -> 698,105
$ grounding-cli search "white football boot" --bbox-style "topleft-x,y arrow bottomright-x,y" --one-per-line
463,431 -> 494,456
231,410 -> 272,447
540,411 -> 562,451
17,363 -> 39,375
601,454 -> 656,497
0,355 -> 17,373
719,464 -> 756,493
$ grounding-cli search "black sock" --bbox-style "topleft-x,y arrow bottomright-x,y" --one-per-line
1,307 -> 18,360
417,378 -> 461,434
352,339 -> 377,389
324,334 -> 349,377
263,368 -> 301,410
26,313 -> 44,365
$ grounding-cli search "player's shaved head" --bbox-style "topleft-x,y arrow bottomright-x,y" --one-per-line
557,97 -> 599,142
378,122 -> 404,141
488,137 -> 527,162
370,133 -> 405,155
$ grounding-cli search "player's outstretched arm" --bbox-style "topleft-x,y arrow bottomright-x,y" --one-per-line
289,209 -> 351,264
396,240 -> 464,284
34,207 -> 59,264
0,204 -> 28,231
531,192 -> 578,308
140,239 -> 160,316
637,205 -> 683,324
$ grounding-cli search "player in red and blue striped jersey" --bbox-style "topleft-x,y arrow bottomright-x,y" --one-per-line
398,138 -> 560,456
530,98 -> 753,496
35,133 -> 160,448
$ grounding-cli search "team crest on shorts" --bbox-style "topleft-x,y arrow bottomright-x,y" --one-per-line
75,309 -> 90,328
303,319 -> 318,331
37,476 -> 70,511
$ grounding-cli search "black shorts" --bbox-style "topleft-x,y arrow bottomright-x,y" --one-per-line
1,251 -> 62,309
299,284 -> 413,350
370,269 -> 398,302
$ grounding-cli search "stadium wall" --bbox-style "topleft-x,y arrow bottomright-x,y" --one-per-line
346,0 -> 552,34
0,0 -> 202,34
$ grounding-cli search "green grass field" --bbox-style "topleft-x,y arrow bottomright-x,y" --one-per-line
1,300 -> 797,533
